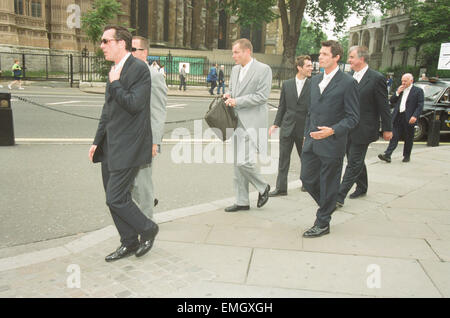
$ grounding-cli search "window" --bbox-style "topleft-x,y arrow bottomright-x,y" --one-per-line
31,0 -> 42,18
14,0 -> 24,15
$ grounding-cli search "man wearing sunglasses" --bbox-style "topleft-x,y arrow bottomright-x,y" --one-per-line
130,35 -> 167,221
88,25 -> 159,262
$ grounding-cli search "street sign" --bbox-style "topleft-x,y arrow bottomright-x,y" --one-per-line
438,43 -> 450,70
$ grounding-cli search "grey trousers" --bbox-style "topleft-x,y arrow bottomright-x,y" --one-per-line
132,162 -> 155,220
232,122 -> 267,206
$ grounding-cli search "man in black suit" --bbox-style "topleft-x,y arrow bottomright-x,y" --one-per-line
336,46 -> 392,207
269,55 -> 312,196
300,40 -> 359,238
378,73 -> 424,163
88,25 -> 159,262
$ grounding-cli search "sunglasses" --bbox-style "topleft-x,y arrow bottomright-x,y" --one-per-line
100,38 -> 118,45
131,47 -> 145,52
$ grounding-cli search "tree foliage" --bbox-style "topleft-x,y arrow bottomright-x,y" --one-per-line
296,19 -> 327,56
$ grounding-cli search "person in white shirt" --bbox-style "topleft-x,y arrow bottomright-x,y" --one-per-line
379,73 -> 424,163
268,55 -> 313,197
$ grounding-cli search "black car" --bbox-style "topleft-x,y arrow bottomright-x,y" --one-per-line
412,78 -> 450,141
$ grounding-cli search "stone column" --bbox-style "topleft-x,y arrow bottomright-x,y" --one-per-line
191,0 -> 206,50
168,0 -> 176,45
205,0 -> 218,49
183,0 -> 192,48
175,0 -> 184,47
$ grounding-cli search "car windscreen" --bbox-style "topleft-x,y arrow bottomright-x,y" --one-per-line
415,83 -> 444,101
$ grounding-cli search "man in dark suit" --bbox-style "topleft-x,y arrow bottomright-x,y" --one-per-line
300,40 -> 359,238
378,73 -> 424,163
88,25 -> 159,262
269,55 -> 312,196
336,46 -> 392,207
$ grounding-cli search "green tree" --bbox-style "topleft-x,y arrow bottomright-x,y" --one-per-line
220,0 -> 414,70
401,0 -> 450,75
337,33 -> 349,63
296,19 -> 327,56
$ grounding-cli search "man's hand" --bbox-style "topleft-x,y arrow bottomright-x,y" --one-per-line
109,65 -> 122,83
383,131 -> 393,141
88,145 -> 97,162
152,144 -> 158,158
269,125 -> 278,136
224,98 -> 236,107
223,93 -> 231,100
310,126 -> 334,140
409,116 -> 417,125
397,84 -> 406,95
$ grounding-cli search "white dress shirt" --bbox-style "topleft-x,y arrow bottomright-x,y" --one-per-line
295,76 -> 306,98
353,64 -> 368,83
238,58 -> 254,83
112,52 -> 131,73
399,85 -> 412,113
319,65 -> 339,94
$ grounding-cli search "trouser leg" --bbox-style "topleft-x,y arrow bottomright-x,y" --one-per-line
338,142 -> 369,202
131,163 -> 154,220
275,135 -> 295,192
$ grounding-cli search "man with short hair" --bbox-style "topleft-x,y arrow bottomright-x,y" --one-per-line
336,46 -> 392,207
131,35 -> 167,220
223,38 -> 272,212
378,73 -> 424,163
300,40 -> 359,238
269,55 -> 312,197
88,25 -> 158,262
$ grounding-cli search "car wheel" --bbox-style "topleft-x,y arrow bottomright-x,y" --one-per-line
414,119 -> 427,141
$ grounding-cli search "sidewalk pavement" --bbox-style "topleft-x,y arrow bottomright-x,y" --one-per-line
78,82 -> 282,100
1,145 -> 449,298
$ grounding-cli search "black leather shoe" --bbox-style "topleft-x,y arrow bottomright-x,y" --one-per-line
105,242 -> 139,262
257,185 -> 270,208
378,153 -> 391,163
402,157 -> 410,163
269,189 -> 287,197
135,224 -> 159,258
349,190 -> 367,199
303,225 -> 330,238
224,204 -> 250,212
154,198 -> 158,207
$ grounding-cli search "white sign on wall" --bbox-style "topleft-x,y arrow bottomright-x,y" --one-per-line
438,43 -> 450,70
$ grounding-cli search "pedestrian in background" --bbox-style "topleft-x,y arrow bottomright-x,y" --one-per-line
207,63 -> 218,95
386,75 -> 393,95
8,59 -> 24,90
217,65 -> 225,95
179,64 -> 187,91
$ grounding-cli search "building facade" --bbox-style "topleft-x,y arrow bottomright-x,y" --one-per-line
0,0 -> 283,58
349,8 -> 418,71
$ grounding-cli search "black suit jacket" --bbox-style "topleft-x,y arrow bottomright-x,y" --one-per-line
349,68 -> 392,144
303,69 -> 360,158
93,55 -> 153,171
274,77 -> 310,138
390,85 -> 424,123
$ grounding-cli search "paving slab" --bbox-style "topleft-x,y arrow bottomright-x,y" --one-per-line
427,223 -> 450,240
426,239 -> 450,262
247,249 -> 441,297
419,260 -> 450,297
384,207 -> 450,226
157,222 -> 213,243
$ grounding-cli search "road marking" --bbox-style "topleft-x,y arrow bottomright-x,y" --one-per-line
166,103 -> 186,108
46,101 -> 81,105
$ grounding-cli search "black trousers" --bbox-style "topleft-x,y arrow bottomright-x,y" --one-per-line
385,112 -> 414,158
275,133 -> 303,192
209,81 -> 217,94
179,75 -> 186,90
300,150 -> 343,228
337,141 -> 369,203
101,160 -> 155,246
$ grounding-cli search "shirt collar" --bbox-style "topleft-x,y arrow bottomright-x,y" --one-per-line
241,58 -> 254,72
114,52 -> 131,71
355,64 -> 369,77
323,65 -> 339,80
296,76 -> 305,85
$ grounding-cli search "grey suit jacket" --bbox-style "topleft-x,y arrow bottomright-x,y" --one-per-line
93,55 -> 153,171
274,77 -> 310,138
227,59 -> 272,150
148,66 -> 167,145
303,69 -> 360,158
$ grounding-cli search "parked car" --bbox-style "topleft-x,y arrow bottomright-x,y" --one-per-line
413,78 -> 450,141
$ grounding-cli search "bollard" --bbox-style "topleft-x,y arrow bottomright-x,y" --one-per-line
427,111 -> 440,147
0,92 -> 15,146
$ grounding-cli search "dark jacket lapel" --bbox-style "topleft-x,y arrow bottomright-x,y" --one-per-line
298,77 -> 310,102
358,68 -> 372,91
320,70 -> 342,98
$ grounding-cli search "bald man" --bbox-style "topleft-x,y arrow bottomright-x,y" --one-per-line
378,73 -> 424,163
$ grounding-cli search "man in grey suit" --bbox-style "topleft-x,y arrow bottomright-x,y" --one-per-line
269,55 -> 312,196
223,38 -> 272,212
336,46 -> 392,208
301,40 -> 359,238
131,36 -> 167,220
88,26 -> 158,262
